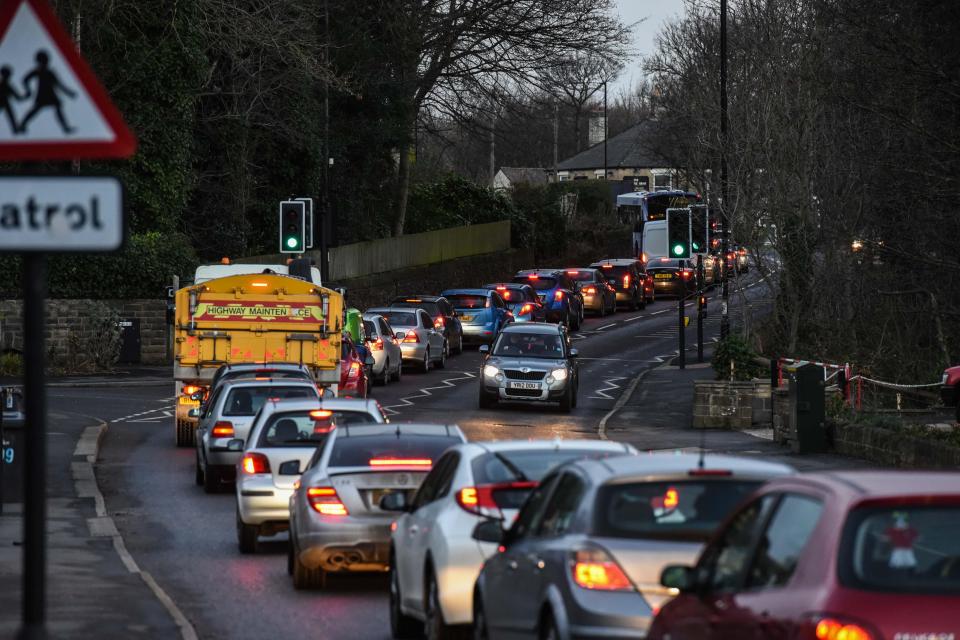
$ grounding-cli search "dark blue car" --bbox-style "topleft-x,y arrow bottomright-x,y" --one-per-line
440,288 -> 512,345
482,283 -> 547,323
511,269 -> 583,329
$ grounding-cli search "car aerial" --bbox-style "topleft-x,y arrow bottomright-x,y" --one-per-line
941,364 -> 959,422
590,259 -> 646,310
646,257 -> 697,298
512,269 -> 583,329
482,283 -> 548,323
477,322 -> 578,412
368,306 -> 448,372
288,423 -> 467,589
234,397 -> 389,553
389,295 -> 464,355
472,453 -> 794,640
562,268 -> 617,317
340,332 -> 372,399
383,439 -> 637,639
650,470 -> 960,640
362,313 -> 404,385
195,378 -> 321,493
441,288 -> 513,345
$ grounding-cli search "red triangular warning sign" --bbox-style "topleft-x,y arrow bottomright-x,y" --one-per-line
0,0 -> 136,160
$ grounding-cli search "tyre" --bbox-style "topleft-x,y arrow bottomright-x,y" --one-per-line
558,386 -> 572,413
598,300 -> 606,317
203,464 -> 221,494
291,534 -> 327,590
455,332 -> 464,355
424,570 -> 465,640
236,506 -> 258,554
572,309 -> 582,330
194,451 -> 204,486
394,360 -> 403,383
422,348 -> 431,373
389,557 -> 422,639
539,611 -> 560,640
378,360 -> 390,386
435,342 -> 448,369
630,291 -> 640,311
175,420 -> 194,448
472,591 -> 490,640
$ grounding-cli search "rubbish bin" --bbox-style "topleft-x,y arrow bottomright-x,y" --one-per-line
790,364 -> 826,454
1,386 -> 25,507
118,318 -> 141,364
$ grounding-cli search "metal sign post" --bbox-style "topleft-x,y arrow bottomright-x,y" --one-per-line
696,255 -> 705,363
678,292 -> 686,370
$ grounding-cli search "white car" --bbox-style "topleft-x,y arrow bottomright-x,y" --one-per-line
234,398 -> 388,553
363,313 -> 404,385
383,439 -> 637,639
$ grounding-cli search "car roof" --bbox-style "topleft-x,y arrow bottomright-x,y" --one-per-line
484,282 -> 529,290
257,398 -> 327,418
367,306 -> 424,314
441,288 -> 492,296
220,362 -> 308,372
500,322 -> 563,335
391,295 -> 442,302
573,452 -> 794,482
217,378 -> 317,391
765,471 -> 960,502
591,259 -> 638,266
459,439 -> 635,455
316,397 -> 383,412
332,423 -> 464,439
514,269 -> 560,277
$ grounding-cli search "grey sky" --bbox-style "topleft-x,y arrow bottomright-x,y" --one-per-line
611,0 -> 687,94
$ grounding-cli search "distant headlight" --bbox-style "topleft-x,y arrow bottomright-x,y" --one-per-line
483,365 -> 500,378
550,368 -> 568,381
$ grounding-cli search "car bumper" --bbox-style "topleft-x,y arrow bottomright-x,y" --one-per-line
480,375 -> 570,403
399,343 -> 428,362
204,443 -> 242,468
370,351 -> 388,376
614,290 -> 635,304
297,514 -> 393,572
435,538 -> 492,625
237,478 -> 293,527
462,324 -> 497,342
582,295 -> 605,312
652,280 -> 690,296
565,589 -> 653,640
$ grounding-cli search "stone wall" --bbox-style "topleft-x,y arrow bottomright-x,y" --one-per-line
693,381 -> 756,429
0,299 -> 169,365
832,422 -> 960,469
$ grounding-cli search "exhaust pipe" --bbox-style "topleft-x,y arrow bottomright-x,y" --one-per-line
329,553 -> 346,567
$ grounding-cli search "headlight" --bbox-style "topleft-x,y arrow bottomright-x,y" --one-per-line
483,364 -> 500,378
550,368 -> 568,381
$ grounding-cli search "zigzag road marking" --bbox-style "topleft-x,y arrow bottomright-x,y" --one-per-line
111,405 -> 175,423
381,371 -> 477,416
589,376 -> 627,400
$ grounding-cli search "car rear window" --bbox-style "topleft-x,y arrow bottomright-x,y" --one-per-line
363,320 -> 376,337
257,411 -> 335,447
379,311 -> 417,327
221,370 -> 311,384
327,434 -> 462,468
393,300 -> 440,316
565,270 -> 594,282
841,505 -> 960,594
222,386 -> 317,417
513,276 -> 557,291
649,259 -> 685,269
446,294 -> 488,309
597,266 -> 631,278
492,287 -> 523,302
594,480 -> 761,541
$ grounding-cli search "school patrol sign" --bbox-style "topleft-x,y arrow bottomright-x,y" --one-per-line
0,0 -> 136,160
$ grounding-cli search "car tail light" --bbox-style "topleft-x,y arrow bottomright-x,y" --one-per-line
807,616 -> 876,640
347,361 -> 361,379
528,274 -> 539,280
370,337 -> 384,351
496,285 -> 507,291
434,316 -> 445,329
456,482 -> 538,518
681,270 -> 692,280
555,290 -> 564,301
623,275 -> 631,288
307,487 -> 348,516
368,458 -> 432,467
640,252 -> 648,263
566,270 -> 579,275
584,286 -> 596,295
402,333 -> 419,343
571,548 -> 634,591
241,452 -> 270,475
518,303 -> 534,315
211,421 -> 234,437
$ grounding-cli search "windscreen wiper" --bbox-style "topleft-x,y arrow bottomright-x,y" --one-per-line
492,451 -> 529,482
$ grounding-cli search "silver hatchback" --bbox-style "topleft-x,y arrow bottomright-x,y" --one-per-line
367,307 -> 447,373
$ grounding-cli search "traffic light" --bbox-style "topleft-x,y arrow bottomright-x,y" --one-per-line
689,205 -> 708,254
279,200 -> 306,253
666,207 -> 691,259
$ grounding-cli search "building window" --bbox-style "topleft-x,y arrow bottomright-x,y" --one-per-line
654,172 -> 672,191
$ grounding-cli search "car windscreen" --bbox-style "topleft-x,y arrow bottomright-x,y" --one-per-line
222,386 -> 317,417
446,294 -> 488,309
513,276 -> 557,291
257,411 -> 335,447
594,480 -> 762,541
378,311 -> 417,327
840,505 -> 960,595
492,331 -> 564,358
326,434 -> 461,468
393,300 -> 440,316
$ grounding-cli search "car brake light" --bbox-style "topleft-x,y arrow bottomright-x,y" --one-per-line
528,274 -> 539,280
434,316 -> 445,328
681,270 -> 692,279
402,333 -> 419,343
640,252 -> 648,263
456,482 -> 538,518
555,290 -> 564,301
347,361 -> 361,378
368,458 -> 432,467
370,337 -> 384,351
739,248 -> 746,255
623,275 -> 631,287
663,487 -> 679,509
211,421 -> 234,437
309,410 -> 333,419
307,486 -> 348,516
812,617 -> 874,640
241,452 -> 270,475
584,286 -> 596,294
566,270 -> 579,275
572,549 -> 633,591
659,257 -> 670,262
496,285 -> 507,291
518,303 -> 534,315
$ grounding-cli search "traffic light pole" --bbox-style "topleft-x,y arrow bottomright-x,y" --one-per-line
697,256 -> 705,363
678,292 -> 686,370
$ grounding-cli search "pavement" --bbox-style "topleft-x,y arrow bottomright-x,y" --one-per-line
0,364 -> 170,388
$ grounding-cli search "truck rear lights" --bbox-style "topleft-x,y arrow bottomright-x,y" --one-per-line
307,487 -> 348,516
571,548 -> 634,591
211,421 -> 234,437
241,452 -> 270,475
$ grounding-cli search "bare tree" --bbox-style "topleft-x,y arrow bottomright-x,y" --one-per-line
540,53 -> 624,152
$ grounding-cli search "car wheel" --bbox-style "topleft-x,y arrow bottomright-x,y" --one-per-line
394,360 -> 403,383
424,570 -> 463,640
390,556 -> 422,639
558,386 -> 572,413
455,332 -> 464,355
203,464 -> 221,494
380,360 -> 391,386
236,506 -> 258,554
630,291 -> 640,311
194,451 -> 204,486
435,342 -> 448,369
176,419 -> 194,448
291,535 -> 327,590
422,348 -> 431,373
539,610 -> 560,640
472,591 -> 490,640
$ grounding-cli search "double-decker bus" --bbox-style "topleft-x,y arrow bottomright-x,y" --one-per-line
616,190 -> 701,259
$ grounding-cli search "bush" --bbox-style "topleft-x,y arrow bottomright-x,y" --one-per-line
712,334 -> 766,381
0,352 -> 21,377
62,303 -> 122,373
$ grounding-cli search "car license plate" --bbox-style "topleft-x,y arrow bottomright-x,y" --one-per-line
460,315 -> 474,322
508,381 -> 540,390
655,273 -> 672,279
4,393 -> 12,409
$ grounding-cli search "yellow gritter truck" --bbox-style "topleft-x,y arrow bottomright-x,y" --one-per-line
172,271 -> 343,446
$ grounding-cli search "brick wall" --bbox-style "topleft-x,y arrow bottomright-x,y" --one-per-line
0,299 -> 169,365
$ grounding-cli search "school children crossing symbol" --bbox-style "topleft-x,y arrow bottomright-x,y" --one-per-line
0,0 -> 136,160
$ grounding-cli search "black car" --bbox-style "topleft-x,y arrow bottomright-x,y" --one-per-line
646,257 -> 697,298
590,259 -> 646,310
389,295 -> 464,354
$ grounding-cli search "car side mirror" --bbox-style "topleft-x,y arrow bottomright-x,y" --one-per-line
379,492 -> 409,512
188,408 -> 200,418
569,348 -> 578,358
226,439 -> 244,452
478,344 -> 490,355
364,354 -> 375,366
395,331 -> 406,340
660,564 -> 696,592
190,391 -> 204,401
471,518 -> 505,544
278,460 -> 301,475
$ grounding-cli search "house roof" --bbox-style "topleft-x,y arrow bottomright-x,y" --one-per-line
496,167 -> 549,185
556,120 -> 667,171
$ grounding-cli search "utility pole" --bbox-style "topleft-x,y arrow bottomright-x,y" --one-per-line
603,80 -> 608,181
320,0 -> 331,284
697,256 -> 705,363
489,117 -> 496,188
678,292 -> 686,370
553,101 -> 559,181
719,0 -> 730,340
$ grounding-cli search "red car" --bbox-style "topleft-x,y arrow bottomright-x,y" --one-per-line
942,364 -> 959,422
650,471 -> 960,640
339,333 -> 370,398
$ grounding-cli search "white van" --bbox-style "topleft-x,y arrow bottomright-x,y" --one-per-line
641,220 -> 668,261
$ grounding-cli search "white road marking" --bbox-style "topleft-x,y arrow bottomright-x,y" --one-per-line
650,309 -> 668,315
381,371 -> 477,415
595,323 -> 617,331
111,405 -> 175,423
624,315 -> 644,322
589,376 -> 627,400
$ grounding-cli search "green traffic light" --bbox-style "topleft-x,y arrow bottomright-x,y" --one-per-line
286,237 -> 299,249
673,244 -> 685,256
